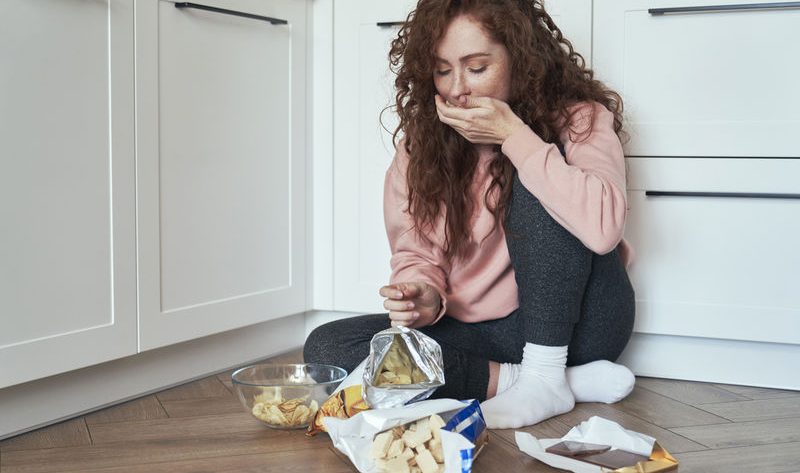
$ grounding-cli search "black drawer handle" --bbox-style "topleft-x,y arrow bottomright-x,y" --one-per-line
649,2 -> 800,15
377,21 -> 405,27
175,2 -> 288,25
646,191 -> 800,200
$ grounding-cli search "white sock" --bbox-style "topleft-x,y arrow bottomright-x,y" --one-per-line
565,360 -> 635,403
496,362 -> 520,394
496,359 -> 635,404
481,343 -> 574,429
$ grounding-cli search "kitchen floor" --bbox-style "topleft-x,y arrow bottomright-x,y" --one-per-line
2,349 -> 799,473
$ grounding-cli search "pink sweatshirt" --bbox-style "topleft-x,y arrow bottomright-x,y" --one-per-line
384,102 -> 634,323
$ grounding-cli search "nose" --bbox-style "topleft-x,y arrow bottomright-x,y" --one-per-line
449,71 -> 469,103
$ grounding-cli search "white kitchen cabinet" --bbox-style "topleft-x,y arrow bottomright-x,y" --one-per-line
332,0 -> 415,313
332,0 -> 594,313
622,157 -> 800,387
136,0 -> 308,350
0,0 -> 137,388
546,0 -> 593,66
594,0 -> 800,157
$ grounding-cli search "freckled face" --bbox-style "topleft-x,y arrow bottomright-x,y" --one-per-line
433,15 -> 512,106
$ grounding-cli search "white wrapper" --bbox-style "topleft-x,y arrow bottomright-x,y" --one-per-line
515,416 -> 657,473
324,399 -> 477,473
363,327 -> 445,408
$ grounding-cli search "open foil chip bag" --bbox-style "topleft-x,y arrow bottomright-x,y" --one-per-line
363,327 -> 445,408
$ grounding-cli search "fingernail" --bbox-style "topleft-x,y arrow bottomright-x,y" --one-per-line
407,302 -> 415,309
396,292 -> 403,299
412,312 -> 419,319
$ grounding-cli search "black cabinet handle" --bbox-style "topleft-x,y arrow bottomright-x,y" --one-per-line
646,191 -> 800,200
377,21 -> 405,27
175,2 -> 288,25
649,2 -> 800,15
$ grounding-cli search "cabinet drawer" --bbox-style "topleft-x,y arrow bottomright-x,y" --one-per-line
624,158 -> 800,344
595,0 -> 800,157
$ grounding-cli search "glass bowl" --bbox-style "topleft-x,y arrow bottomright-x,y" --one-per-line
231,363 -> 347,429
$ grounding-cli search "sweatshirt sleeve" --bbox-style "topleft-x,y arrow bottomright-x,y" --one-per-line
500,102 -> 628,254
384,145 -> 449,322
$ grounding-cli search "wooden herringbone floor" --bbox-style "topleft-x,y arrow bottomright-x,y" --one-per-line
2,348 -> 800,473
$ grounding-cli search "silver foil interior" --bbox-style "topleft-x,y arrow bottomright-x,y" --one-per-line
362,326 -> 445,408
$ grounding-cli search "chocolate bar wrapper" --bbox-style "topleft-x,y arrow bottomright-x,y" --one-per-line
515,416 -> 678,473
611,442 -> 678,473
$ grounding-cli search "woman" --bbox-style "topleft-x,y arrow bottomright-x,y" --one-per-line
305,0 -> 636,429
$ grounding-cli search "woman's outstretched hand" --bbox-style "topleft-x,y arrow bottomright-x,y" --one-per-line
435,94 -> 525,145
379,281 -> 442,329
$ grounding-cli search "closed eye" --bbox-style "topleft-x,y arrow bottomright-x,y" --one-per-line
435,69 -> 451,76
468,66 -> 487,74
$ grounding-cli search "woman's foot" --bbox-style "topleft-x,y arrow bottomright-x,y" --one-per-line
496,360 -> 636,404
495,359 -> 636,404
480,343 -> 574,429
566,360 -> 635,403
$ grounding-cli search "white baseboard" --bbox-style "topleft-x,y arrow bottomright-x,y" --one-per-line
0,313 -> 306,441
618,332 -> 800,390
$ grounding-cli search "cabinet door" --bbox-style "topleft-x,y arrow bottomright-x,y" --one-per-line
594,0 -> 800,157
136,0 -> 307,350
625,158 -> 800,345
0,0 -> 137,388
545,0 -> 593,66
333,0 -> 416,312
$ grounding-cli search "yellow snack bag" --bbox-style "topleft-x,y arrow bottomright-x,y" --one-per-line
307,365 -> 370,436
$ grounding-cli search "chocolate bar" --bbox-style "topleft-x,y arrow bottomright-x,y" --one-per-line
579,448 -> 650,469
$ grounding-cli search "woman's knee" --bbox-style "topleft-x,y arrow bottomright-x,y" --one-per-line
303,321 -> 338,365
505,174 -> 592,283
303,314 -> 388,371
506,174 -> 590,256
505,174 -> 546,233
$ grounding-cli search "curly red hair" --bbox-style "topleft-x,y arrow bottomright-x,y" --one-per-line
386,0 -> 625,261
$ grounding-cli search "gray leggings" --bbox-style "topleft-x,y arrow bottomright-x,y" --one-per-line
304,173 -> 635,401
